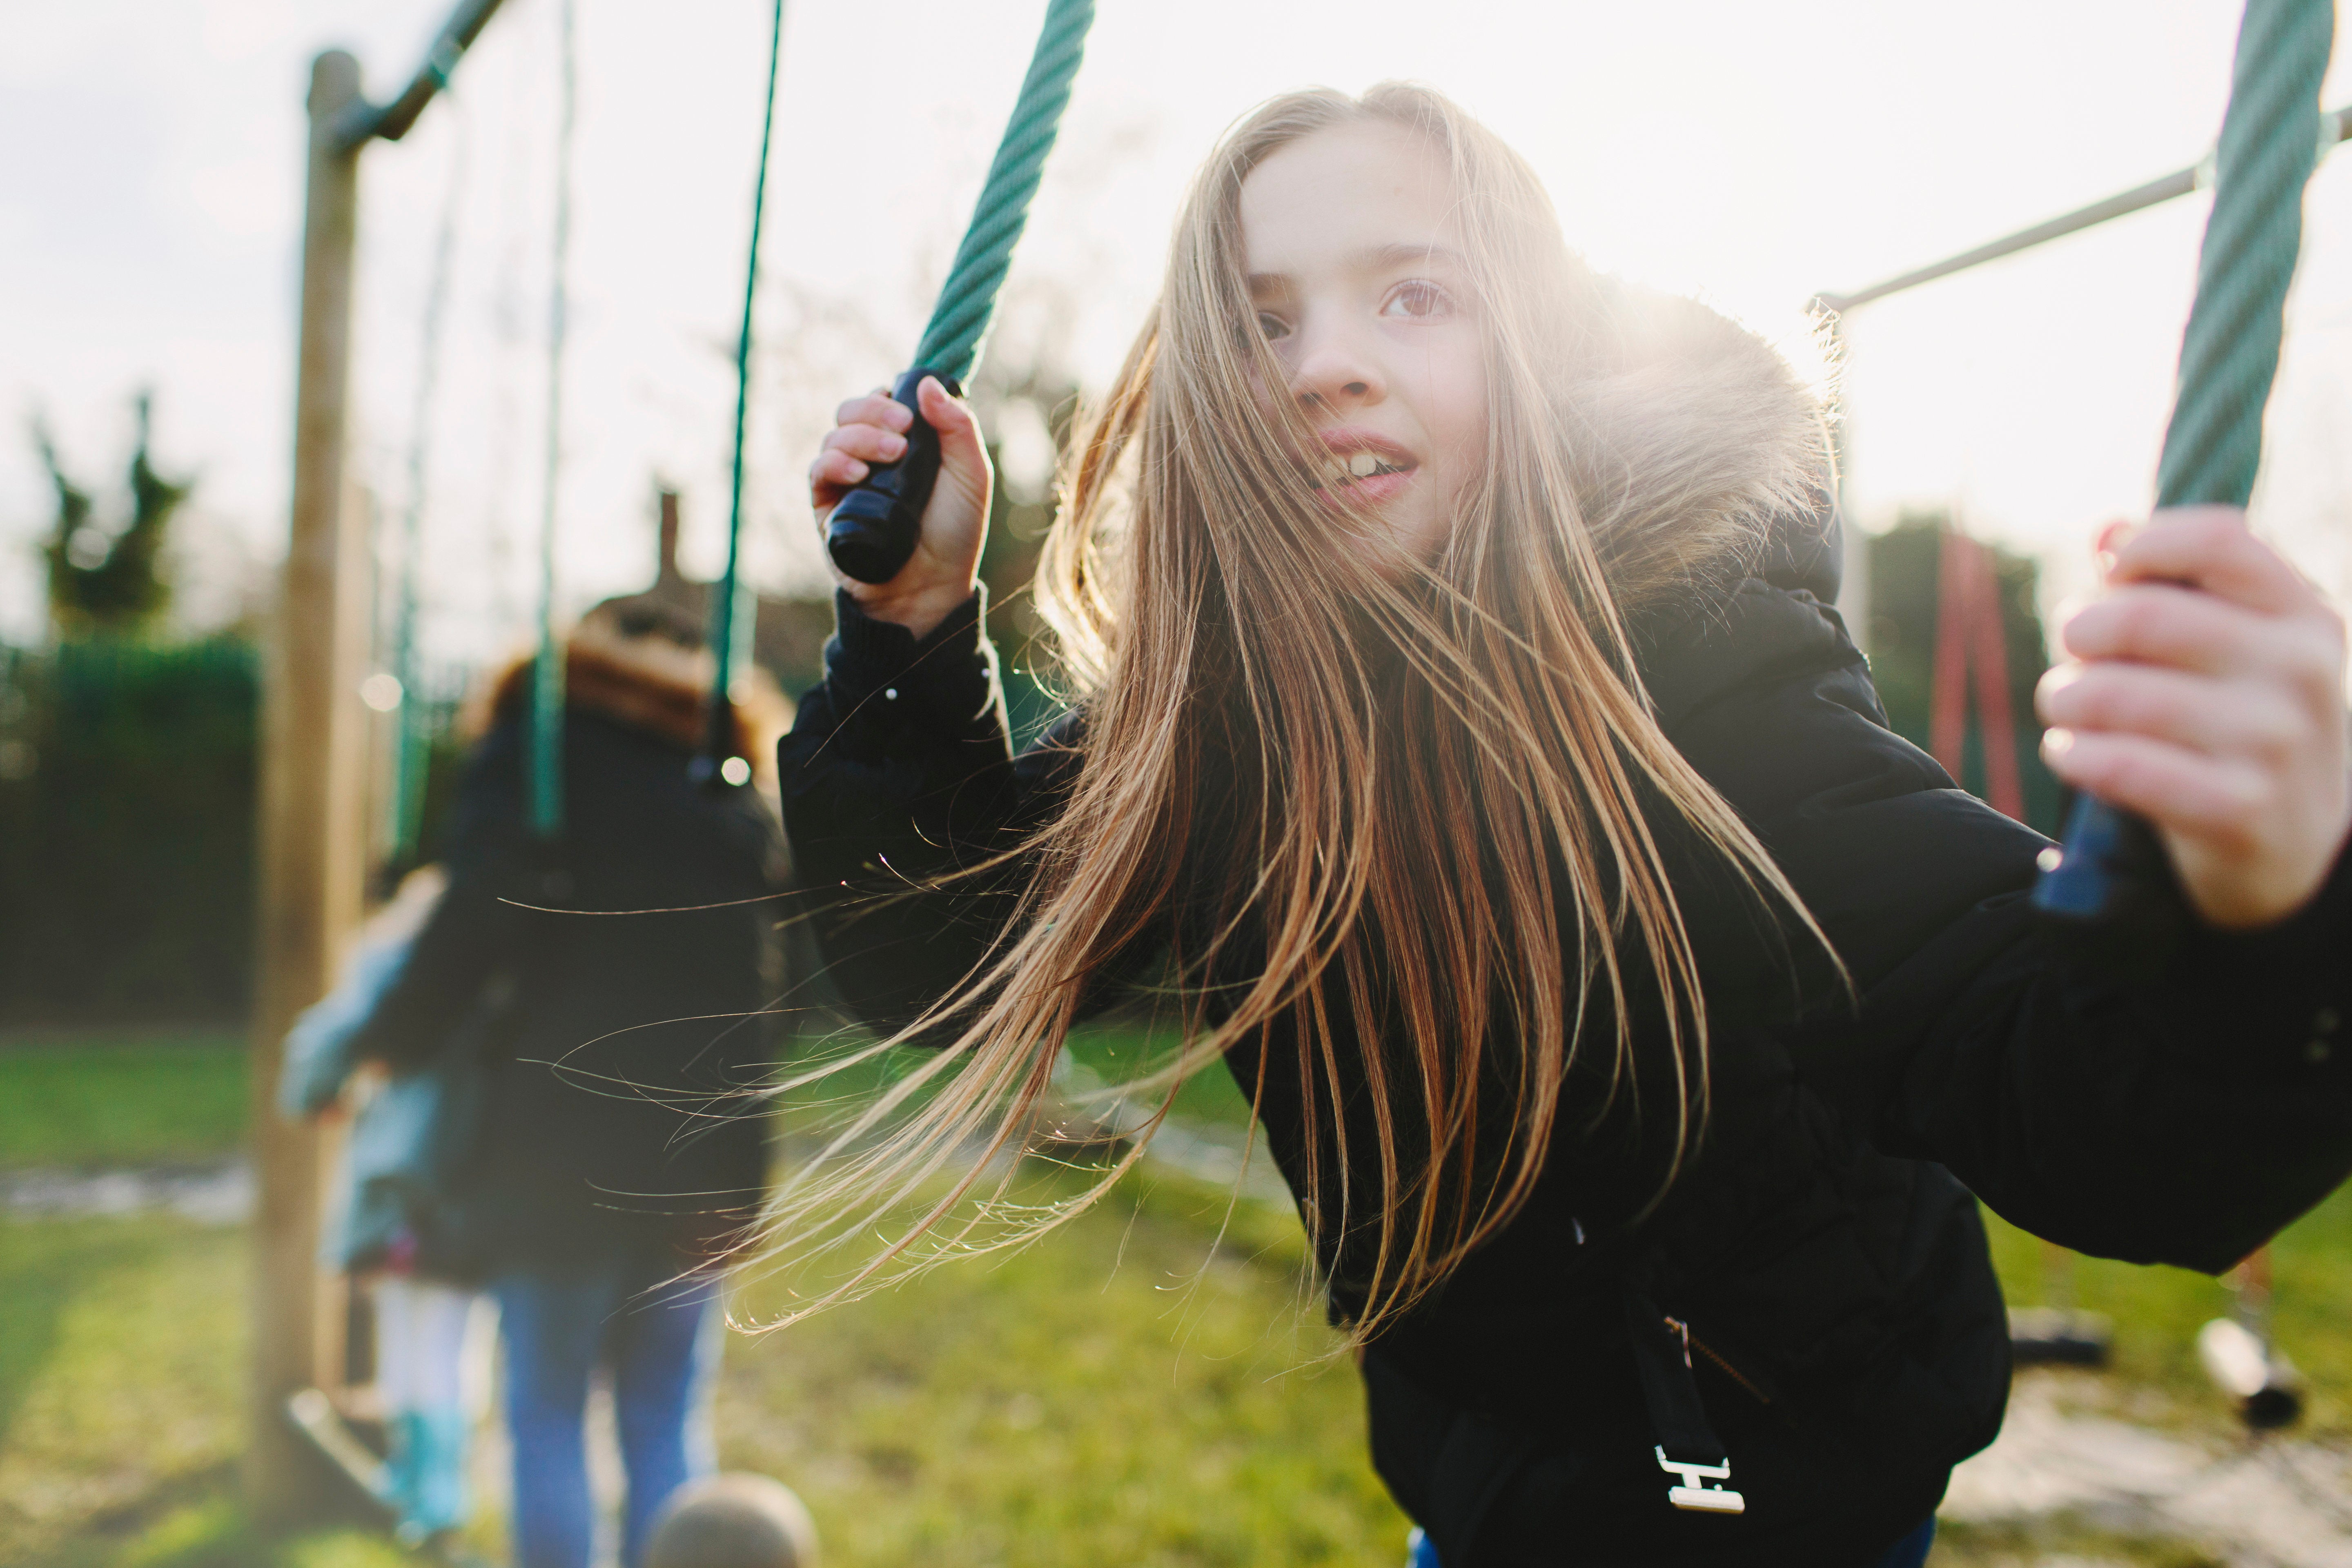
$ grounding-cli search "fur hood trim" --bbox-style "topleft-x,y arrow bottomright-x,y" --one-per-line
1564,283 -> 1833,616
474,611 -> 792,791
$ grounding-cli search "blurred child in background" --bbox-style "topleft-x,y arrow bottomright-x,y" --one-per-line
300,596 -> 790,1568
280,864 -> 488,1545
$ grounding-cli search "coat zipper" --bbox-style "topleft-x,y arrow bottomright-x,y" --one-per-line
1662,1315 -> 1773,1405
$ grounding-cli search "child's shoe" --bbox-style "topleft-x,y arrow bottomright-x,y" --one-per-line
381,1410 -> 424,1525
391,1404 -> 471,1545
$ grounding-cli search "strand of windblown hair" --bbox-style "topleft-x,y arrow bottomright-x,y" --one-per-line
2157,0 -> 2332,507
704,0 -> 788,772
910,0 -> 1095,383
392,99 -> 468,864
530,0 -> 577,838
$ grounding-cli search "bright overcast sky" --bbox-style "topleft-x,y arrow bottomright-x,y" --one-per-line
3,0 -> 2348,662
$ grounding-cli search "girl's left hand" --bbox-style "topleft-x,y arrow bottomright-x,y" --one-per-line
2037,506 -> 2351,931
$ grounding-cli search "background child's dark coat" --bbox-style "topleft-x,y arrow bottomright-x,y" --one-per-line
351,631 -> 788,1274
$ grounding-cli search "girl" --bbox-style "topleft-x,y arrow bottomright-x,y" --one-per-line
778,85 -> 2352,1566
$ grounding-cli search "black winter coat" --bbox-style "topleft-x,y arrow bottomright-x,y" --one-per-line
778,541 -> 2352,1565
356,690 -> 786,1275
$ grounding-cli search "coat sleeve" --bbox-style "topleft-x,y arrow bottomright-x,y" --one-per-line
1673,586 -> 2352,1275
344,724 -> 535,1073
777,589 -> 1086,1037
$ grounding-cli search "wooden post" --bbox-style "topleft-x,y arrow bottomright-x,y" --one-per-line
247,47 -> 374,1524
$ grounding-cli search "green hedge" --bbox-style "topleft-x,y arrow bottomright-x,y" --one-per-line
0,639 -> 258,1024
0,523 -> 2059,1025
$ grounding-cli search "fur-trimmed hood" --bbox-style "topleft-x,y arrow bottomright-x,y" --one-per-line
1565,283 -> 1836,618
474,609 -> 792,792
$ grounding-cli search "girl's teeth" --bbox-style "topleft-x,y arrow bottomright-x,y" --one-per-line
1312,453 -> 1405,490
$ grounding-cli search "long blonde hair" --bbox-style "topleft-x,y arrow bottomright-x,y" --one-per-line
755,83 -> 1832,1339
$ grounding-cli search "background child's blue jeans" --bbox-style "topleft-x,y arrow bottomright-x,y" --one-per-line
493,1253 -> 722,1568
1405,1515 -> 1936,1567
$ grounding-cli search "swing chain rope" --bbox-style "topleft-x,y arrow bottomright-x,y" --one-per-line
912,0 -> 1096,385
530,0 -> 577,840
392,100 -> 469,865
702,0 -> 788,778
821,0 -> 1097,584
2036,0 -> 2333,921
2156,0 -> 2334,510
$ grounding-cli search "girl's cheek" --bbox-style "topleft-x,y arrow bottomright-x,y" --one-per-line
1434,342 -> 1490,450
1439,370 -> 1490,499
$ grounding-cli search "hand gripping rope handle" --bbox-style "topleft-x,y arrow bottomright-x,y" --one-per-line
824,0 -> 1095,585
826,365 -> 962,586
2033,0 -> 2334,921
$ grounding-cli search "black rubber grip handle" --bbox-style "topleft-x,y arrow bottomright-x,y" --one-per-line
824,368 -> 957,585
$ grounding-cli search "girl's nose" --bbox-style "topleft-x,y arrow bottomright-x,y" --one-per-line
1290,320 -> 1385,414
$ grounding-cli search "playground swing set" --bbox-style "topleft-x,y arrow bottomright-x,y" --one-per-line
249,0 -> 2342,1539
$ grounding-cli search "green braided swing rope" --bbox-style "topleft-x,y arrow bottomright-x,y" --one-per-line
2037,0 -> 2335,918
529,0 -> 578,839
913,0 -> 1096,384
701,0 -> 788,780
390,110 -> 466,866
2158,0 -> 2334,510
820,0 -> 1097,584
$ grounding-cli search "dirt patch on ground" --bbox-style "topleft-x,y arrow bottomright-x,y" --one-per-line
1940,1370 -> 2352,1566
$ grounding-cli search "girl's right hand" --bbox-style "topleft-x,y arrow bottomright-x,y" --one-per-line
809,375 -> 993,641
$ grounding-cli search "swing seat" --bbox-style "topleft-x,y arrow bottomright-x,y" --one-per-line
2197,1317 -> 2304,1430
2005,1306 -> 2112,1368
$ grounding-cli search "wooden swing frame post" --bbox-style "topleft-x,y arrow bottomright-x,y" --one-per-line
249,0 -> 506,1524
1815,104 -> 2347,654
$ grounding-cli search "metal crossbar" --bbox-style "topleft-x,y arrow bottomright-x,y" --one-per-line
1818,105 -> 2344,315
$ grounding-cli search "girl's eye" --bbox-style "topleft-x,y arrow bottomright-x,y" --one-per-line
1255,311 -> 1293,342
1380,280 -> 1454,320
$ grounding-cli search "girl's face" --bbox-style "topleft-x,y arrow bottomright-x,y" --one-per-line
1239,120 -> 1488,565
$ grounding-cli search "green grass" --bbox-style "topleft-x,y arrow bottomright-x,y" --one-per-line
1063,1022 -> 1258,1128
14,1031 -> 2352,1564
1980,1182 -> 2352,1438
0,1216 -> 255,1567
0,1164 -> 1403,1568
0,1020 -> 1245,1176
0,1034 -> 247,1169
771,1019 -> 1258,1134
719,1167 -> 1406,1567
0,1020 -> 1246,1178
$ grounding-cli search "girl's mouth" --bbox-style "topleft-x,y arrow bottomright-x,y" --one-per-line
1309,447 -> 1419,505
